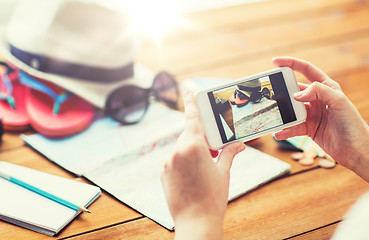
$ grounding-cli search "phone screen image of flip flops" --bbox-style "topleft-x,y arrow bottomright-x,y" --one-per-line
207,72 -> 296,143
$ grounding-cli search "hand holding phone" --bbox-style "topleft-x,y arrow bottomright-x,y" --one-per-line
196,67 -> 307,150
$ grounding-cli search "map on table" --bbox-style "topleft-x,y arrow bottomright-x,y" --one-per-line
232,98 -> 283,139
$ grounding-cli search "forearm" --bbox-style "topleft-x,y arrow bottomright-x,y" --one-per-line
348,122 -> 369,183
351,148 -> 369,183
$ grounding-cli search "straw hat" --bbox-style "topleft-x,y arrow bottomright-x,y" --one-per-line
0,0 -> 144,108
237,79 -> 261,98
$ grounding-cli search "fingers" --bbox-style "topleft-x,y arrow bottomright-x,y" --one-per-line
274,123 -> 308,140
298,82 -> 309,91
272,57 -> 329,83
183,91 -> 203,135
294,81 -> 344,106
217,142 -> 245,171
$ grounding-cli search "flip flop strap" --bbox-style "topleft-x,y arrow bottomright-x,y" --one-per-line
0,62 -> 16,109
19,71 -> 71,115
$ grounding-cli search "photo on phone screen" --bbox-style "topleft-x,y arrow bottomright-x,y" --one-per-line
207,72 -> 297,143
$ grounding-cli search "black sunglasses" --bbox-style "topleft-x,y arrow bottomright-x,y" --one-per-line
249,87 -> 272,103
105,71 -> 179,124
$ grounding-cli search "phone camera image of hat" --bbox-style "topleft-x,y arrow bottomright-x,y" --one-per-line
237,79 -> 273,104
0,0 -> 138,137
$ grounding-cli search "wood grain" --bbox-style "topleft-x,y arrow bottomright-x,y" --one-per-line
138,3 -> 369,75
0,132 -> 30,152
222,166 -> 368,239
138,0 -> 363,45
2,0 -> 369,239
59,166 -> 369,240
288,223 -> 339,240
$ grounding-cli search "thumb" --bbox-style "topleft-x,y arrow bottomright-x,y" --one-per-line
294,82 -> 340,105
217,142 -> 245,171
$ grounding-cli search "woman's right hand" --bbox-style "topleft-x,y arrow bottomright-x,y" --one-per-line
273,57 -> 369,182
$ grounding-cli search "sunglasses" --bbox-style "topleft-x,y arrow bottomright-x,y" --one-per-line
105,71 -> 179,124
1,61 -> 179,125
249,87 -> 272,103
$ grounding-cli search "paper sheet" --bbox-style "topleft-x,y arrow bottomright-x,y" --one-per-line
22,79 -> 290,230
22,103 -> 185,176
85,142 -> 290,230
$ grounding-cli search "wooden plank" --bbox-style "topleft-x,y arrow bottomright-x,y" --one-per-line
288,222 -> 339,240
335,68 -> 369,120
138,0 -> 363,45
64,217 -> 338,240
0,133 -> 27,152
138,4 -> 369,75
173,32 -> 369,83
63,166 -> 369,240
64,218 -> 172,240
181,0 -> 357,30
56,191 -> 142,240
222,166 -> 368,239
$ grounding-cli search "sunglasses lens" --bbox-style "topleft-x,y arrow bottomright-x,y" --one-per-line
262,87 -> 271,99
250,91 -> 262,103
152,71 -> 178,105
106,86 -> 148,124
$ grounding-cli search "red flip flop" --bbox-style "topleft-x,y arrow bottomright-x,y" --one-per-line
19,71 -> 94,137
0,63 -> 30,131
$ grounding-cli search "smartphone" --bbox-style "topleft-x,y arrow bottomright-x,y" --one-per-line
195,67 -> 307,150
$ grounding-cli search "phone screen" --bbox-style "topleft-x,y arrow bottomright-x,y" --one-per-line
207,72 -> 297,143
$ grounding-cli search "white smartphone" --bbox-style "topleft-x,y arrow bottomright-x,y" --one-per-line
195,67 -> 307,150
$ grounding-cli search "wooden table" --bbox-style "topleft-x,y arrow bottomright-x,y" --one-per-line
2,0 -> 369,239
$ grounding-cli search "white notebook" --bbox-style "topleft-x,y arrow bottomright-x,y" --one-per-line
0,161 -> 101,236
